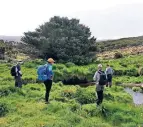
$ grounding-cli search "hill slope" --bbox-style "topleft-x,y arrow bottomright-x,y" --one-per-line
97,36 -> 143,52
0,36 -> 21,42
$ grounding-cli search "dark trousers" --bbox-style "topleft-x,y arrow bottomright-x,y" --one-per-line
44,80 -> 52,102
106,74 -> 112,87
15,76 -> 22,88
96,90 -> 103,105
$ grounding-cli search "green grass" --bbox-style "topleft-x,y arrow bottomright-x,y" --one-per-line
1,82 -> 143,127
0,57 -> 143,127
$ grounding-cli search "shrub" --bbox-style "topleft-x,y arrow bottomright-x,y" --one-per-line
124,69 -> 138,76
114,52 -> 123,59
0,103 -> 9,117
0,86 -> 17,97
138,67 -> 143,76
114,70 -> 124,76
61,89 -> 75,99
75,88 -> 95,104
63,76 -> 88,85
65,62 -> 75,67
132,87 -> 141,92
111,113 -> 124,125
22,76 -> 37,84
53,70 -> 64,82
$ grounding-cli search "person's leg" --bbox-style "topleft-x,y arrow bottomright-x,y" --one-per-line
109,75 -> 112,88
109,82 -> 112,87
44,81 -> 48,102
106,83 -> 109,87
96,90 -> 103,105
17,76 -> 22,88
96,91 -> 101,105
15,77 -> 18,87
44,80 -> 52,102
100,90 -> 103,104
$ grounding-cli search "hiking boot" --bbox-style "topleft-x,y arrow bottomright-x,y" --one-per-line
45,101 -> 50,104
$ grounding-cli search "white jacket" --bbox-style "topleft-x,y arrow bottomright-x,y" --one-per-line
93,70 -> 104,91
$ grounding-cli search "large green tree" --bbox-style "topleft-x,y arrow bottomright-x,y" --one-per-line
22,16 -> 96,65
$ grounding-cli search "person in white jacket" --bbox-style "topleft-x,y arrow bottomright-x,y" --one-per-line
93,64 -> 105,106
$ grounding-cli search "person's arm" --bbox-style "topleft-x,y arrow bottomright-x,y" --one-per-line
105,68 -> 108,75
112,68 -> 114,75
93,72 -> 98,82
15,66 -> 18,76
17,65 -> 22,76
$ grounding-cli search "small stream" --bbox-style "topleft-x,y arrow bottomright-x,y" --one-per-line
125,88 -> 143,105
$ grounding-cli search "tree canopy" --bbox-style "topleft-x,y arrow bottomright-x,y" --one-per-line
22,16 -> 96,65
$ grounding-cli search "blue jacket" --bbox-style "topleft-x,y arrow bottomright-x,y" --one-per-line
46,64 -> 53,80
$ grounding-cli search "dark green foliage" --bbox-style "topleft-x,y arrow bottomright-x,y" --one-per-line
114,52 -> 123,59
65,62 -> 75,67
0,86 -> 17,97
114,69 -> 138,77
63,76 -> 88,85
22,16 -> 96,65
75,88 -> 95,104
0,103 -> 9,117
138,67 -> 143,76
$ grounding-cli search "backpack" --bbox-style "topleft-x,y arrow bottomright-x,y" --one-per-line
98,71 -> 107,85
11,66 -> 16,76
37,64 -> 49,81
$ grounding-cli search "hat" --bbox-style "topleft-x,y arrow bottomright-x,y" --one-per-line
47,58 -> 55,63
98,64 -> 102,68
17,60 -> 23,64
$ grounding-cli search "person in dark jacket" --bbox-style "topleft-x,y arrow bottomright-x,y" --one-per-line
15,61 -> 23,88
44,58 -> 55,104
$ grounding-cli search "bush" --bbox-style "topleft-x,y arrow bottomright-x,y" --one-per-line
132,87 -> 141,92
0,86 -> 17,97
114,70 -> 124,76
124,69 -> 138,76
0,103 -> 9,117
111,113 -> 124,125
53,70 -> 64,82
61,89 -> 75,99
114,52 -> 123,59
75,88 -> 95,104
119,63 -> 127,67
23,62 -> 37,68
63,76 -> 88,85
138,67 -> 143,76
22,76 -> 37,84
65,62 -> 75,67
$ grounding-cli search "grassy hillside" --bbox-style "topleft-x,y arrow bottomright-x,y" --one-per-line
0,55 -> 143,127
97,36 -> 143,52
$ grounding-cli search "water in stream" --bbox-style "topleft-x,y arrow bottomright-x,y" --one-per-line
125,88 -> 143,105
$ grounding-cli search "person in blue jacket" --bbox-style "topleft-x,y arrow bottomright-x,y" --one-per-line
44,58 -> 55,104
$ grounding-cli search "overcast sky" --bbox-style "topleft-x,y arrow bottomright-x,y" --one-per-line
0,0 -> 143,39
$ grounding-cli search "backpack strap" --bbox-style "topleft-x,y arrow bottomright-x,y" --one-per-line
45,64 -> 49,75
98,70 -> 104,74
